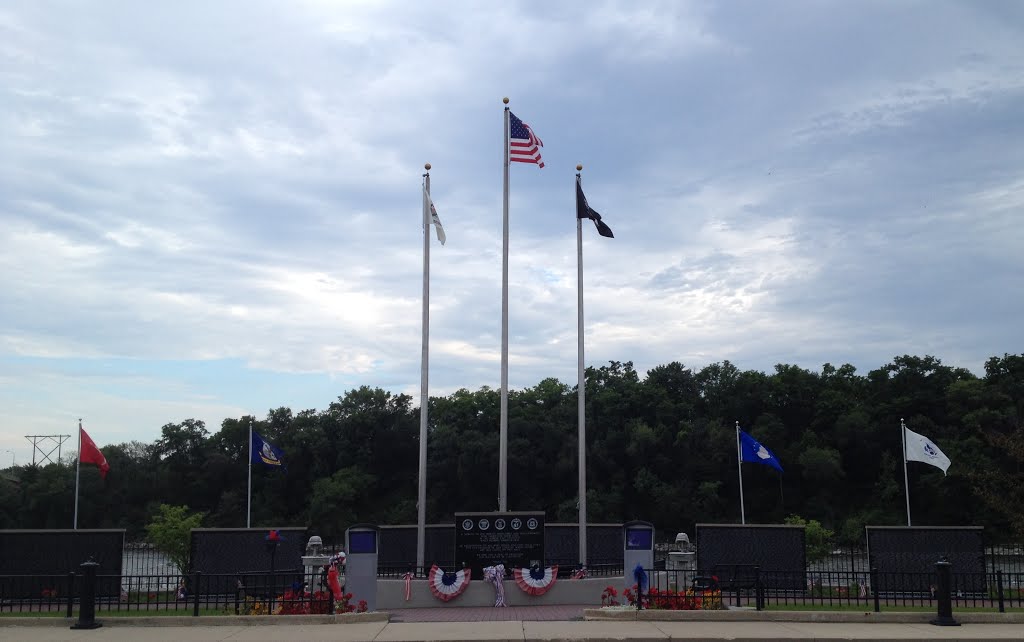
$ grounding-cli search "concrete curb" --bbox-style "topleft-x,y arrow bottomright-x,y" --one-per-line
584,607 -> 1024,624
0,611 -> 390,627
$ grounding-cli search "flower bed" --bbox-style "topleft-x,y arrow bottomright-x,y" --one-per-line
601,583 -> 725,611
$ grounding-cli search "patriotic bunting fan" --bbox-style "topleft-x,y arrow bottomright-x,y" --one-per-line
514,565 -> 558,596
428,565 -> 471,602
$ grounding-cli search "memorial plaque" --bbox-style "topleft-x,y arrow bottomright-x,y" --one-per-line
0,529 -> 124,598
696,523 -> 806,591
866,526 -> 986,594
190,527 -> 306,594
454,511 -> 544,576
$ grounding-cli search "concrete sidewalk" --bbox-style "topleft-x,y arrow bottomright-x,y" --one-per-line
3,620 -> 1024,641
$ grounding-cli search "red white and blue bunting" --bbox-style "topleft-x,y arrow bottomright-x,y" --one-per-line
428,565 -> 471,602
514,565 -> 558,596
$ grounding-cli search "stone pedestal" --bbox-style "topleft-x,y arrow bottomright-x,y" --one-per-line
302,554 -> 331,572
667,551 -> 696,571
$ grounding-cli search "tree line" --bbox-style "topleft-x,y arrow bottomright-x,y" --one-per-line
1,353 -> 1022,545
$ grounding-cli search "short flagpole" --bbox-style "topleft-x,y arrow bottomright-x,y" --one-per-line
416,164 -> 432,573
499,97 -> 510,512
901,418 -> 911,527
247,417 -> 253,528
736,421 -> 746,525
576,165 -> 587,567
73,419 -> 82,529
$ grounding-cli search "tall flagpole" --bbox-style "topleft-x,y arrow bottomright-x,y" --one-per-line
736,421 -> 746,525
576,166 -> 587,567
247,417 -> 253,528
901,417 -> 912,526
416,164 -> 432,573
73,419 -> 82,529
499,97 -> 510,512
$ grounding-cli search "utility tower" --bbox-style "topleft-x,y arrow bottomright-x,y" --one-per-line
25,434 -> 72,466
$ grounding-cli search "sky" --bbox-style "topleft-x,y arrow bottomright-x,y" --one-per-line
2,0 -> 1022,464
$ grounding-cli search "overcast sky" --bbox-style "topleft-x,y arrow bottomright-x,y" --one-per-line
2,0 -> 1022,463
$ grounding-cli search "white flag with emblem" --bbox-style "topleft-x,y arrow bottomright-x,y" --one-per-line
423,186 -> 446,245
904,426 -> 951,475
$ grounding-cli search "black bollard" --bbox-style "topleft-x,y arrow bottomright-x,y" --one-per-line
929,558 -> 960,627
870,567 -> 880,613
996,569 -> 1005,614
754,566 -> 764,611
70,559 -> 102,630
65,572 -> 75,619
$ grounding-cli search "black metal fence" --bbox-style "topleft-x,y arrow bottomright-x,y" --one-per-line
0,567 -> 349,616
3,565 -> 1023,616
0,573 -> 76,616
634,567 -> 1024,612
801,545 -> 1024,577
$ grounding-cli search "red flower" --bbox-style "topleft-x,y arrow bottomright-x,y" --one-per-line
600,585 -> 621,607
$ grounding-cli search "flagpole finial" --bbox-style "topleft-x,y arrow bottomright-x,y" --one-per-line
576,164 -> 583,171
502,97 -> 509,104
424,163 -> 431,171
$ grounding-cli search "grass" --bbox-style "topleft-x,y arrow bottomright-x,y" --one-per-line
98,608 -> 237,617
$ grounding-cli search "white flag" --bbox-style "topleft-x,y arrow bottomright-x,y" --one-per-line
904,426 -> 951,475
423,187 -> 445,245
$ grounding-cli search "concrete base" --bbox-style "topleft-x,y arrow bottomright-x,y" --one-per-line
69,621 -> 102,629
377,576 -> 612,609
585,608 -> 1024,624
7,612 -> 389,628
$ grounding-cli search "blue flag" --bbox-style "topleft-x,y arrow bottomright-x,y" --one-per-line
251,431 -> 286,471
739,430 -> 783,473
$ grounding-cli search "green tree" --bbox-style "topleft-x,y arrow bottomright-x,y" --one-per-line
145,504 -> 205,577
5,353 -> 1024,544
784,514 -> 835,563
308,467 -> 377,535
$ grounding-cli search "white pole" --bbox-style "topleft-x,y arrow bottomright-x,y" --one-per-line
901,418 -> 911,527
576,171 -> 587,567
73,419 -> 82,529
736,421 -> 746,525
416,167 -> 431,573
247,417 -> 253,528
499,99 -> 510,512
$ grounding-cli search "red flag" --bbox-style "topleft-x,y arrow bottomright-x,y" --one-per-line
79,425 -> 110,479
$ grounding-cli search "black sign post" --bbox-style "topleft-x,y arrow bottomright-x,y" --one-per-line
454,511 -> 544,577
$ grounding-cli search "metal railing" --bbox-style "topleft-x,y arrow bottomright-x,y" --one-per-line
0,567 -> 346,617
0,573 -> 76,616
4,562 -> 1022,617
631,567 -> 1024,612
791,545 -> 1024,576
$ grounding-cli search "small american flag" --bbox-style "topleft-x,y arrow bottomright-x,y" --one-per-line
509,111 -> 544,168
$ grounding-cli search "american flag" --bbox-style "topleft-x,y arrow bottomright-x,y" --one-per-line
509,111 -> 544,168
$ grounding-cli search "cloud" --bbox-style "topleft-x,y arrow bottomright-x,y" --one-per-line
0,1 -> 1022,451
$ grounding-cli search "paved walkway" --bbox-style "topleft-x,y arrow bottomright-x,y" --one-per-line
3,620 -> 1024,641
388,604 -> 586,622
